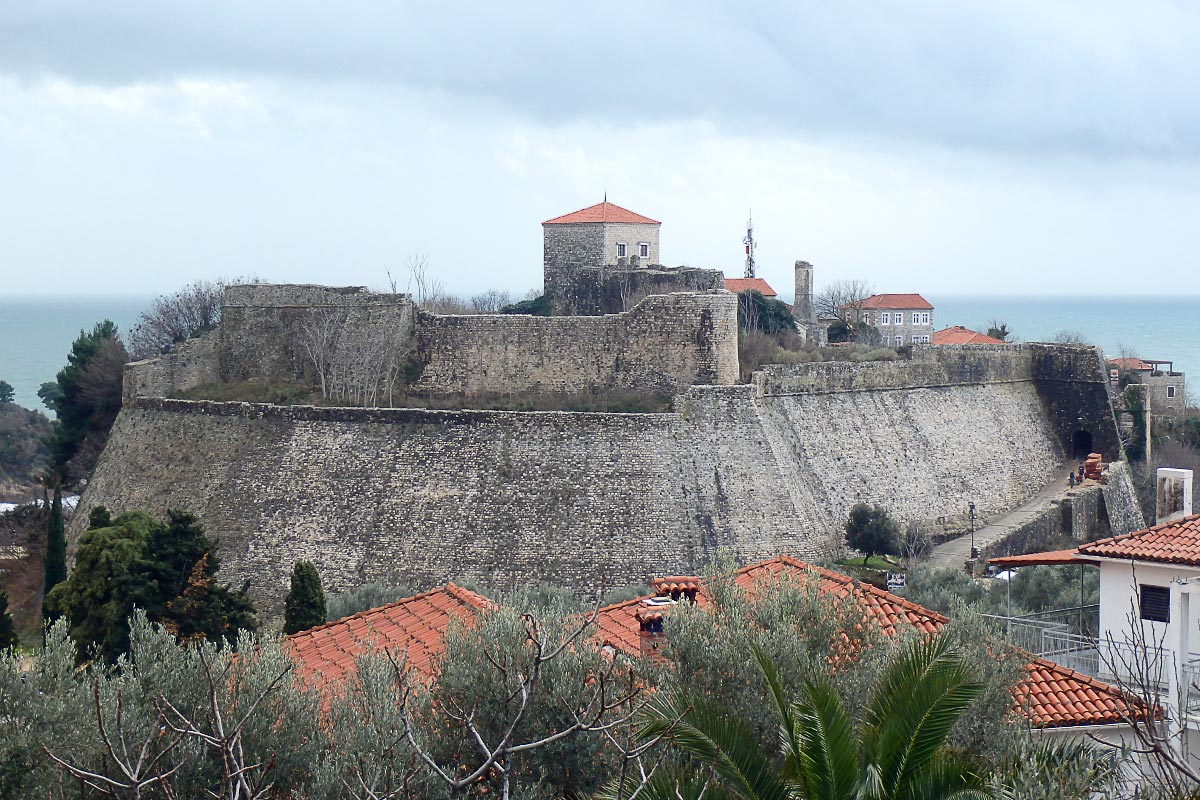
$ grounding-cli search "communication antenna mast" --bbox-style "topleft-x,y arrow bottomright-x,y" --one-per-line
743,213 -> 756,278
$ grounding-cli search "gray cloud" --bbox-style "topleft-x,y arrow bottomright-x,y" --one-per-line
3,1 -> 1200,156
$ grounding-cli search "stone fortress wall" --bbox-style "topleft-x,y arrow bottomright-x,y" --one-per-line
125,284 -> 739,400
84,332 -> 1133,615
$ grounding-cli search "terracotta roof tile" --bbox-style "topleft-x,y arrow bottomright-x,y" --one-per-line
596,555 -> 1138,729
851,293 -> 933,310
1108,358 -> 1152,371
543,201 -> 659,225
724,278 -> 777,297
933,326 -> 1005,346
1076,513 -> 1200,566
285,583 -> 492,691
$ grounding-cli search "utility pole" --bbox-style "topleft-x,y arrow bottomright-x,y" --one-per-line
968,501 -> 977,576
743,214 -> 756,278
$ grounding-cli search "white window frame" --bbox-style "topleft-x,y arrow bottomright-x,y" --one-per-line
616,242 -> 627,258
923,312 -> 931,325
893,312 -> 904,325
1168,386 -> 1176,398
880,312 -> 890,325
894,336 -> 903,347
638,242 -> 649,258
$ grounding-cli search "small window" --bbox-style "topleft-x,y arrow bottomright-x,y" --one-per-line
894,312 -> 904,325
616,242 -> 627,258
1140,585 -> 1170,623
894,336 -> 903,347
1168,386 -> 1176,398
880,312 -> 890,325
638,242 -> 649,258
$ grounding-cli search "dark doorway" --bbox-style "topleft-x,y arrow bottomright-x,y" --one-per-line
1072,429 -> 1093,458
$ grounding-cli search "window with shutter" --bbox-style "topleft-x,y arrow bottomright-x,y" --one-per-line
1140,585 -> 1170,623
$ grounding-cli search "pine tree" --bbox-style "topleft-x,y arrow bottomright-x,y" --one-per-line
283,561 -> 326,635
0,588 -> 17,651
42,487 -> 66,620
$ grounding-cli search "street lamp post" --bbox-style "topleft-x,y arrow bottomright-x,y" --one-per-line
968,501 -> 977,576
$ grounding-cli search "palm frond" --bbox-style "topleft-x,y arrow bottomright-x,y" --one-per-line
639,690 -> 793,800
791,674 -> 859,800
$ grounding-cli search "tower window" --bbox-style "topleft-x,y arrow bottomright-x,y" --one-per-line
1168,386 -> 1176,398
616,242 -> 627,258
639,242 -> 649,258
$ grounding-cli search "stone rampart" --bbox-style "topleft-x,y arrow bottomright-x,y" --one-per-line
124,285 -> 738,400
413,292 -> 739,396
73,343 -> 1127,615
544,263 -> 725,316
123,331 -> 221,402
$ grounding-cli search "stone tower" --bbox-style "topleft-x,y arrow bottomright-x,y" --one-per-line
793,260 -> 816,324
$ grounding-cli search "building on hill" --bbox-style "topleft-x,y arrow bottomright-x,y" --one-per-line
543,201 -> 662,268
844,294 -> 934,346
541,200 -> 724,315
723,277 -> 776,298
1107,357 -> 1186,417
933,326 -> 1005,346
284,555 -> 1142,748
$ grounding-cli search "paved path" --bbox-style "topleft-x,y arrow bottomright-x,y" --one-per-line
928,466 -> 1080,570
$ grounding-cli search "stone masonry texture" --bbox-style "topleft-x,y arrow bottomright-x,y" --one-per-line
77,343 -> 1123,616
125,285 -> 739,400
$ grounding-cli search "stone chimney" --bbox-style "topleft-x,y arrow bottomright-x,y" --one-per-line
1157,468 -> 1194,524
793,261 -> 816,324
635,606 -> 667,662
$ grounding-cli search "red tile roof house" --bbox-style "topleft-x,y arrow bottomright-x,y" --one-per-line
989,515 -> 1200,771
723,277 -> 777,299
843,294 -> 935,346
286,557 -> 1142,745
933,326 -> 1006,346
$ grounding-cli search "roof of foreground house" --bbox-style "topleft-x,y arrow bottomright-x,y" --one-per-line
851,293 -> 934,311
596,555 -> 1140,729
285,557 -> 1140,730
1076,514 -> 1200,567
724,277 -> 777,297
933,326 -> 1005,345
543,201 -> 660,225
286,583 -> 492,688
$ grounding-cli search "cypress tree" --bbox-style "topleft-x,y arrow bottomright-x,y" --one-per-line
0,588 -> 17,651
43,487 -> 66,617
283,561 -> 326,635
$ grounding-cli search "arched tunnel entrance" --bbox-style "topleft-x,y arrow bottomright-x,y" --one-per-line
1072,429 -> 1094,459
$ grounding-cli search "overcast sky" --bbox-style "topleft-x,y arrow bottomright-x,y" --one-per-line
3,1 -> 1199,300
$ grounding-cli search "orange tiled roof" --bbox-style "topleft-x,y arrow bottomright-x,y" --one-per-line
988,549 -> 1099,568
1076,513 -> 1200,567
724,277 -> 777,297
933,326 -> 1005,346
286,583 -> 492,689
1108,357 -> 1152,371
852,293 -> 933,310
543,201 -> 660,225
596,555 -> 1138,729
1018,657 -> 1139,728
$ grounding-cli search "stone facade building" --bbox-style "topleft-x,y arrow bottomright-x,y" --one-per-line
543,201 -> 661,269
542,200 -> 723,315
1108,358 -> 1187,417
847,293 -> 935,346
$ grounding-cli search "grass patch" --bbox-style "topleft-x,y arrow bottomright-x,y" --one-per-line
178,381 -> 320,405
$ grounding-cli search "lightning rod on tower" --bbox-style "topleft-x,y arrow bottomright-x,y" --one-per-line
743,213 -> 756,278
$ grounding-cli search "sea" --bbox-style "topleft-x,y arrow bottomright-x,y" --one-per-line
0,293 -> 1196,413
